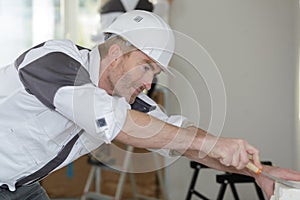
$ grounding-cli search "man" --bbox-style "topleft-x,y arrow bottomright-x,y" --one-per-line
0,10 -> 299,200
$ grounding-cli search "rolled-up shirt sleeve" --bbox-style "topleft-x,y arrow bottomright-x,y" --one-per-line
54,84 -> 130,143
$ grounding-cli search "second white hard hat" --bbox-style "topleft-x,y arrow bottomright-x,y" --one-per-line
103,10 -> 175,75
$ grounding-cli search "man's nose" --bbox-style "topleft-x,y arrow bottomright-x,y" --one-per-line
143,75 -> 155,90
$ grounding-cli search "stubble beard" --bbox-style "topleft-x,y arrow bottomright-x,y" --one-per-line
108,70 -> 137,104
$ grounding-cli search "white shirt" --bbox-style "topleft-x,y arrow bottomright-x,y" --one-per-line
0,39 -> 187,191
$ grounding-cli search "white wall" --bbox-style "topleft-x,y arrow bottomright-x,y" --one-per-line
296,0 -> 300,175
166,0 -> 299,199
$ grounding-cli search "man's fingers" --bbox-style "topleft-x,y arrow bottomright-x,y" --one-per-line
246,144 -> 261,168
231,153 -> 240,168
206,137 -> 261,170
220,157 -> 231,166
236,150 -> 250,169
231,140 -> 254,169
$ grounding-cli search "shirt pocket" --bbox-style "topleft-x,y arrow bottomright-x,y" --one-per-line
17,109 -> 74,165
30,109 -> 78,162
0,125 -> 39,181
34,109 -> 76,145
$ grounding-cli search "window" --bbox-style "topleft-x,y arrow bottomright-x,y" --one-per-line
0,0 -> 101,66
77,0 -> 101,47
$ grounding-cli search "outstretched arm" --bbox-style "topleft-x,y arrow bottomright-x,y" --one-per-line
116,111 -> 300,199
115,110 -> 200,151
115,110 -> 260,170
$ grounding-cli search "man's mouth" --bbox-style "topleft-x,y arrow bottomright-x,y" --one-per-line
134,86 -> 144,95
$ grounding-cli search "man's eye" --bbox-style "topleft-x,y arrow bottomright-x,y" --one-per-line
143,66 -> 150,71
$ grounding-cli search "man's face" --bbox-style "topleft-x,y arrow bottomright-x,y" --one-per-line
108,50 -> 162,103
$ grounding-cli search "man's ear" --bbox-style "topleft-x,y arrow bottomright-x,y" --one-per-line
108,44 -> 122,62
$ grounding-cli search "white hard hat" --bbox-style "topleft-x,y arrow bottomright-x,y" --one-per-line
103,10 -> 175,75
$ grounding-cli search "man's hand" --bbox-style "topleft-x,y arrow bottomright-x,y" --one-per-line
255,165 -> 300,199
200,135 -> 261,170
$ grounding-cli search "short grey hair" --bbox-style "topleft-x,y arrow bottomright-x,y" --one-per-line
99,33 -> 137,58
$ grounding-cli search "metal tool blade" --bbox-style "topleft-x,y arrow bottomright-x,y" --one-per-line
261,171 -> 300,189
